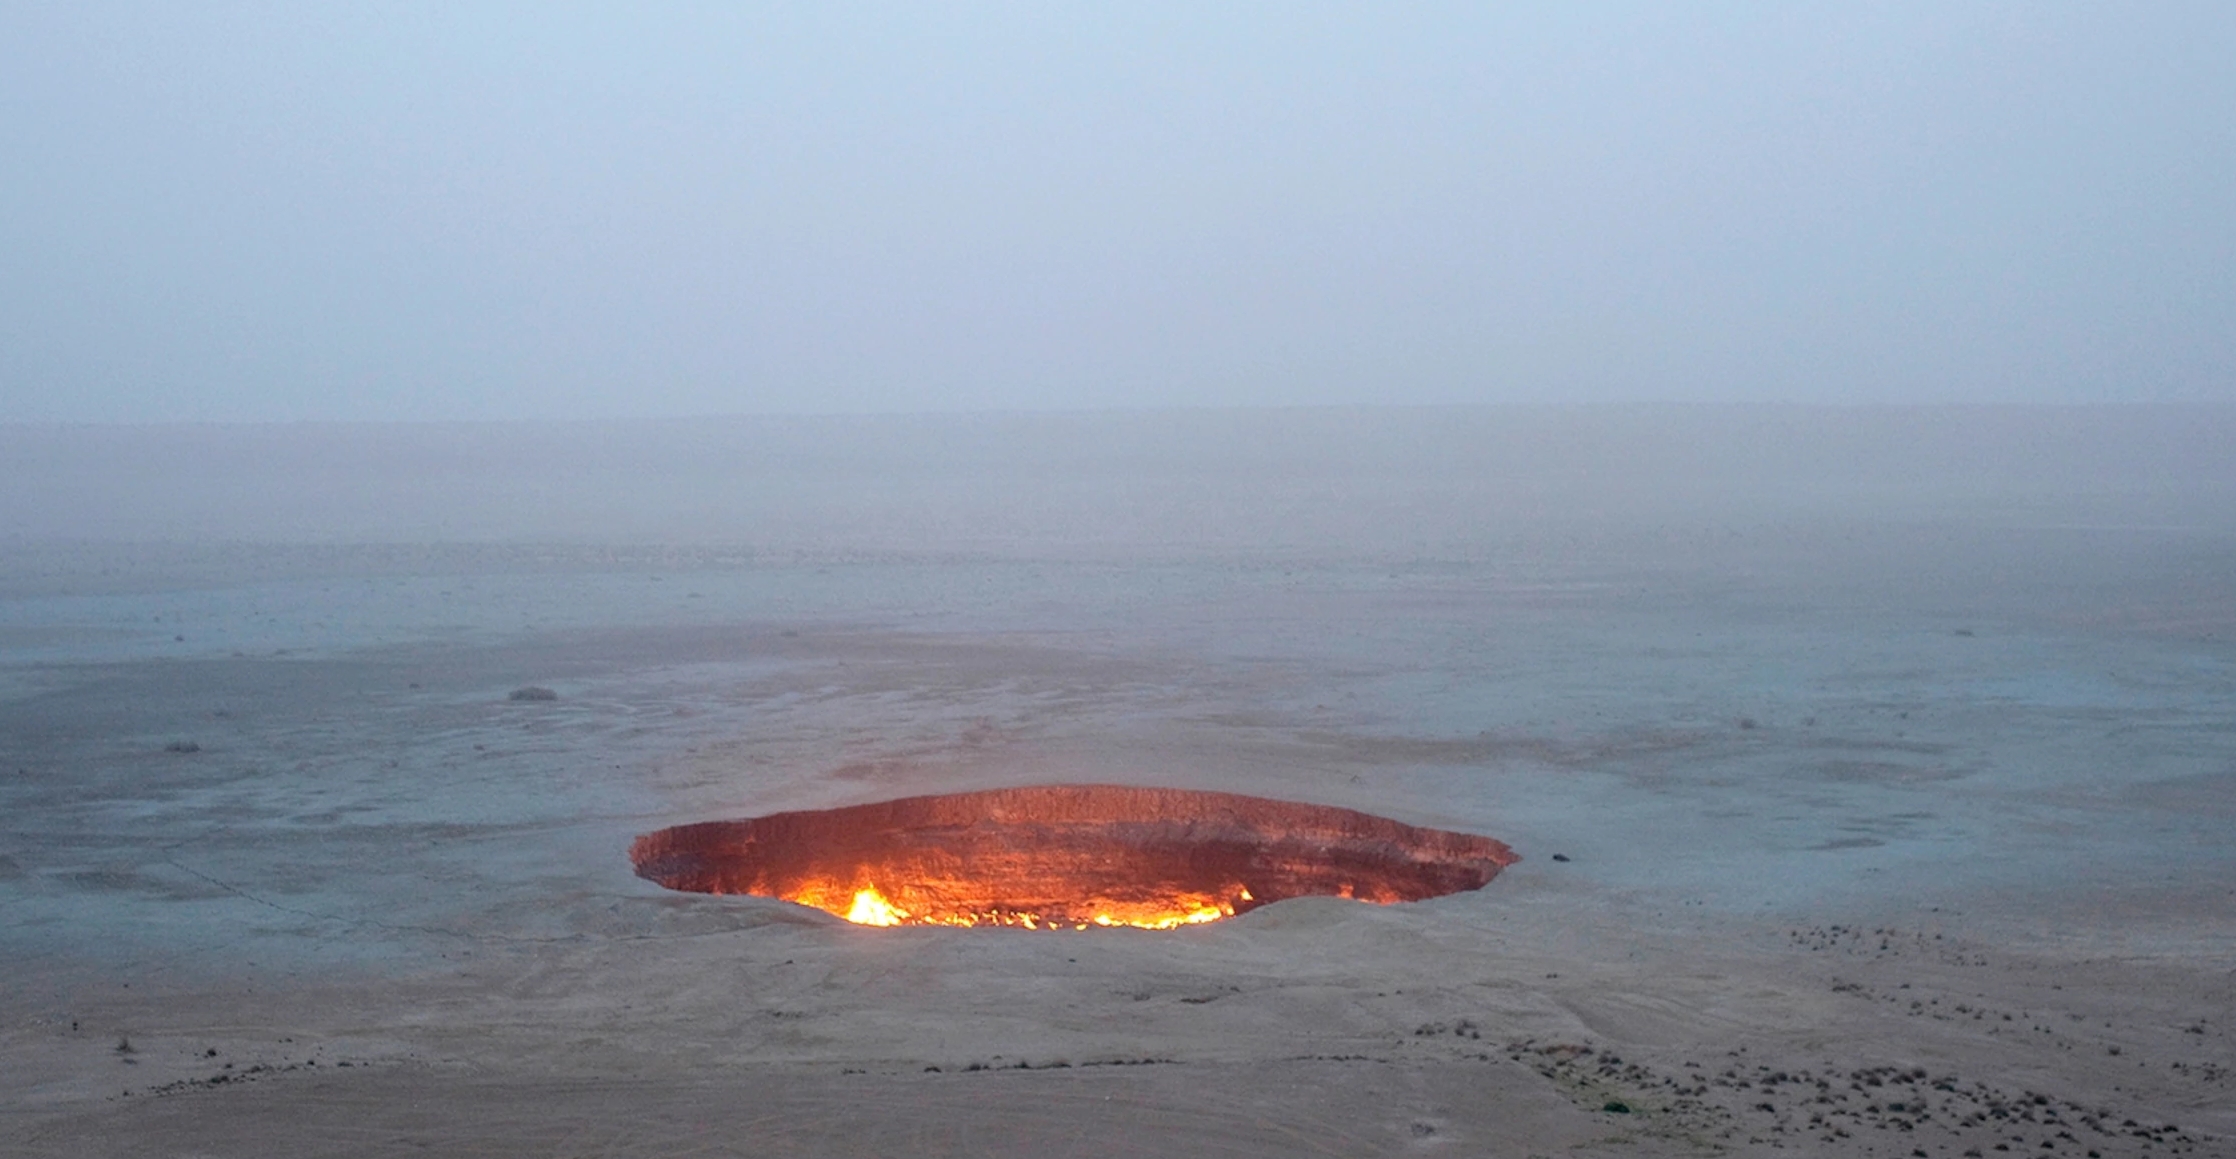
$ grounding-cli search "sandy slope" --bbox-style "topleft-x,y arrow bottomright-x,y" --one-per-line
4,884 -> 2229,1156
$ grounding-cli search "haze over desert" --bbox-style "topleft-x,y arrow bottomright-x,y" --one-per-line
2,408 -> 2231,1157
8,2 -> 2235,1151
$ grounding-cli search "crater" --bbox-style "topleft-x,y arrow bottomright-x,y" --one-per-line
630,784 -> 1519,929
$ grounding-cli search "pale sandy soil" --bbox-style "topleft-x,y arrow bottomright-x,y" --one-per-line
3,586 -> 2230,1157
2,411 -> 2233,1157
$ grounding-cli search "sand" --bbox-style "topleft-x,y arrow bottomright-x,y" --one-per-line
2,410 -> 2233,1156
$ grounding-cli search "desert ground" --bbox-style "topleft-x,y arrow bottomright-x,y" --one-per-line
2,409 -> 2232,1157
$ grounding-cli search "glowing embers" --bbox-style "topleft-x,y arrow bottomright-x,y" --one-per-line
630,784 -> 1519,929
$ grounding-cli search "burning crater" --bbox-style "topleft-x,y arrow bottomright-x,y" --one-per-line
630,784 -> 1518,929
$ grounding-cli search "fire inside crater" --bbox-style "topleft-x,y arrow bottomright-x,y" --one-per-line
630,784 -> 1519,929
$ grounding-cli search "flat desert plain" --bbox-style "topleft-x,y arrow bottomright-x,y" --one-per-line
1,409 -> 2231,1157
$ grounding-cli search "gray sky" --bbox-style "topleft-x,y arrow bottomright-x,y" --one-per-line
3,2 -> 2232,422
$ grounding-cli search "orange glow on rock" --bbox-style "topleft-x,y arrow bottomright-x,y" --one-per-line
631,784 -> 1518,929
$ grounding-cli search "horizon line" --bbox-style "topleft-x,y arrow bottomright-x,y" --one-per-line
7,398 -> 2235,430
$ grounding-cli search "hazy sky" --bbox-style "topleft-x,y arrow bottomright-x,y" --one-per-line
3,2 -> 2232,421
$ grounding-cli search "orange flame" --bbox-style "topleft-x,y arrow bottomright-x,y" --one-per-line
790,880 -> 1248,930
844,886 -> 908,926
